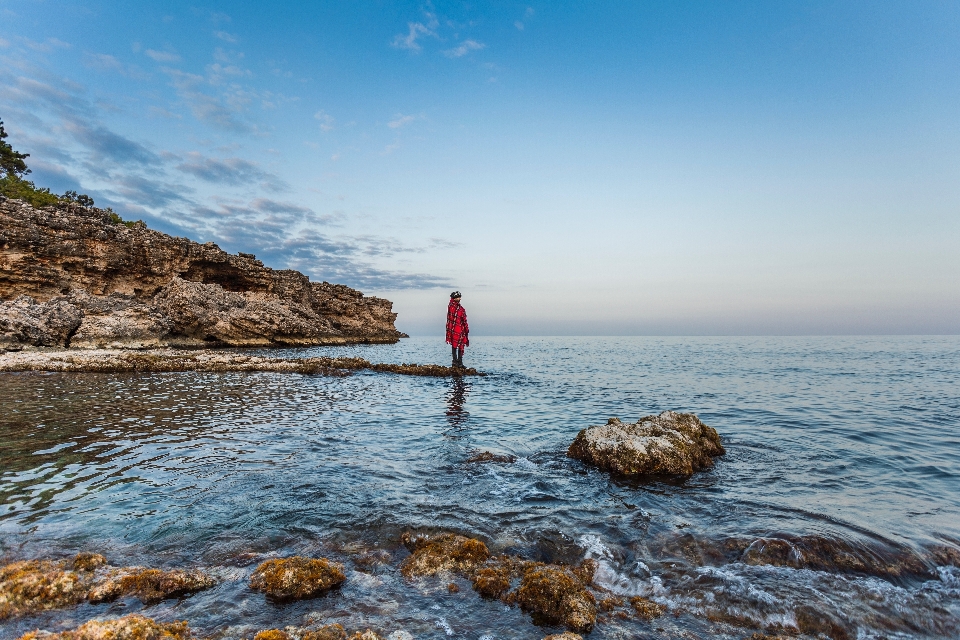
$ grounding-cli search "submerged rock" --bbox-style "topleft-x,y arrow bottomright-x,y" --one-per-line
542,634 -> 583,640
17,614 -> 190,640
0,554 -> 213,619
249,556 -> 346,600
510,564 -> 597,632
629,596 -> 665,620
399,532 -> 490,578
567,411 -> 724,476
465,451 -> 517,464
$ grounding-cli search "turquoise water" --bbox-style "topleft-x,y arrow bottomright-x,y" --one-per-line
2,336 -> 959,639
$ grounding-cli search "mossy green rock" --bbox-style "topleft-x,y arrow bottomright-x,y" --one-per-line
567,411 -> 724,476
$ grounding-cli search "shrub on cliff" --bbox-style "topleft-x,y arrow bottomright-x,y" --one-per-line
0,118 -> 97,209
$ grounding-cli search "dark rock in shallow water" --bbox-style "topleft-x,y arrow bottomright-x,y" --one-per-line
16,613 -> 190,640
466,451 -> 517,464
249,556 -> 346,600
567,410 -> 724,476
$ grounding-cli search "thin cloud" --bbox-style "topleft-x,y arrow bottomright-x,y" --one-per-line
145,49 -> 181,63
163,67 -> 252,132
391,13 -> 439,51
62,120 -> 161,166
444,40 -> 485,58
176,152 -> 286,190
213,31 -> 239,43
387,114 -> 416,129
515,21 -> 524,31
314,110 -> 335,131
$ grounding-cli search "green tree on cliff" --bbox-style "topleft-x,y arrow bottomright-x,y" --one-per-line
0,118 -> 96,209
0,118 -> 30,179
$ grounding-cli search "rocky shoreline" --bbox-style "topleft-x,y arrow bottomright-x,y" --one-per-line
0,196 -> 406,350
0,349 -> 483,376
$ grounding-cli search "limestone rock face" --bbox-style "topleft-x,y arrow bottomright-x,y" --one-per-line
0,196 -> 405,349
567,411 -> 725,476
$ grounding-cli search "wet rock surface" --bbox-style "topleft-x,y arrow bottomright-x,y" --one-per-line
465,451 -> 517,464
0,554 -> 214,619
16,614 -> 190,640
249,556 -> 346,600
510,564 -> 598,632
399,532 -> 490,578
0,349 -> 484,376
567,410 -> 725,476
0,196 -> 405,349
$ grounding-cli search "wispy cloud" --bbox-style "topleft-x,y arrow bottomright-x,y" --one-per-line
145,49 -> 181,63
444,39 -> 485,58
314,110 -> 335,131
213,31 -> 239,43
176,152 -> 286,190
62,120 -> 161,166
391,13 -> 439,51
387,113 -> 417,129
163,67 -> 252,132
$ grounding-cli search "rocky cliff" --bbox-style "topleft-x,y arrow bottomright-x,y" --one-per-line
0,196 -> 406,349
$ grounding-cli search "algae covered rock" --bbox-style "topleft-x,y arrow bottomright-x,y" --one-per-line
0,554 -> 216,619
511,565 -> 597,632
249,556 -> 346,600
253,631 -> 291,640
630,596 -> 665,620
17,614 -> 190,640
87,568 -> 216,604
301,625 -> 347,640
567,411 -> 724,476
399,532 -> 490,578
471,565 -> 512,598
542,634 -> 583,640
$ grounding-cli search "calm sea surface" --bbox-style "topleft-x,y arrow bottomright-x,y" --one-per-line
2,336 -> 959,639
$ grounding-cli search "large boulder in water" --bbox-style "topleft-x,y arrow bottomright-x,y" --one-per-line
567,411 -> 724,476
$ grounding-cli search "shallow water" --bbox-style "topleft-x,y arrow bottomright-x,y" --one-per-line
2,336 -> 959,639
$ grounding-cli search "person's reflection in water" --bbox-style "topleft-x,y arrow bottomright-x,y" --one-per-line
444,376 -> 470,432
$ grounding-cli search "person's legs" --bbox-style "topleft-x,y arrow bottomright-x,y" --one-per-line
457,347 -> 465,367
452,345 -> 459,367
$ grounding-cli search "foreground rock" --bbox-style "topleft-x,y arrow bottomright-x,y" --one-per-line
399,532 -> 490,578
17,614 -> 189,640
567,411 -> 724,476
400,531 -> 599,632
249,556 -> 345,600
0,554 -> 214,619
0,349 -> 484,376
0,196 -> 405,349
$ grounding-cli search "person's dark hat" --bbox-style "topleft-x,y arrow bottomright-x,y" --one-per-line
450,291 -> 462,299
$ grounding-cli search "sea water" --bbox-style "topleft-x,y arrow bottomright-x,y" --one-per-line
1,336 -> 959,639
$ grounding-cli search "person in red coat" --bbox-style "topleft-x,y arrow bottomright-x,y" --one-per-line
445,291 -> 469,368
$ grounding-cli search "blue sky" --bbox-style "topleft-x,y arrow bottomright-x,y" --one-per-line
2,1 -> 958,335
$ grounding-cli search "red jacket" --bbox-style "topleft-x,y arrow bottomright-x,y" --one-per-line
445,300 -> 469,348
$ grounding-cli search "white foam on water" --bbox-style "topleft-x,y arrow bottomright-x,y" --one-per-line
515,457 -> 537,470
577,534 -> 664,597
435,617 -> 454,636
386,632 -> 413,640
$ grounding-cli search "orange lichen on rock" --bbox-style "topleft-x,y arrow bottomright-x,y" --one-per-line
629,596 -> 665,620
249,556 -> 346,600
399,532 -> 490,578
511,565 -> 597,632
301,625 -> 347,640
17,614 -> 189,640
568,411 -> 725,476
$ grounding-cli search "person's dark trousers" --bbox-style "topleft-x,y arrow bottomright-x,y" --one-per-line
452,346 -> 464,367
